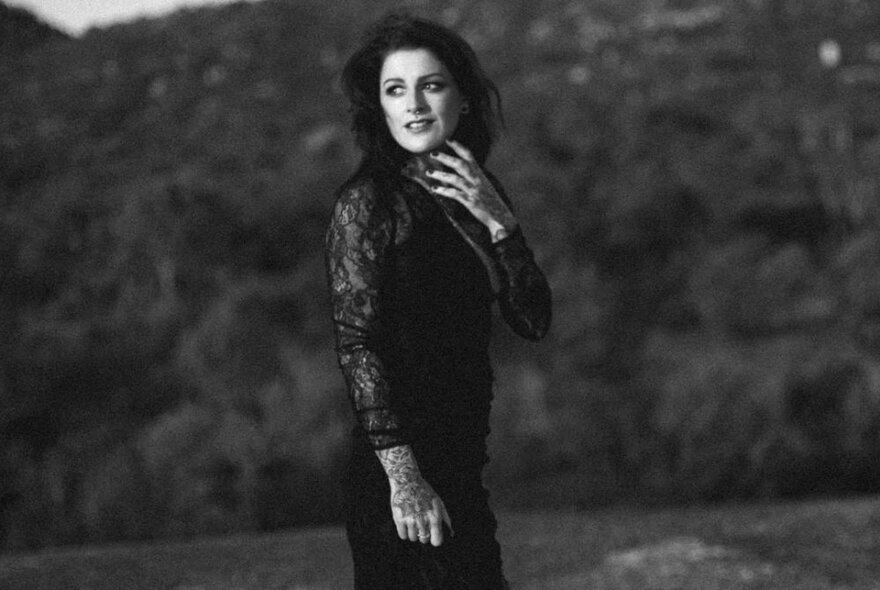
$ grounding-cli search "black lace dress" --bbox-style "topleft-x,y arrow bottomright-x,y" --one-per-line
325,163 -> 551,589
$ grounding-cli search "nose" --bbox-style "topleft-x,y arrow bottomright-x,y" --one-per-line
406,90 -> 427,114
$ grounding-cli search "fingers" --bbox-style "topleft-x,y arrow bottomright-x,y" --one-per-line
391,506 -> 423,542
394,510 -> 431,544
431,184 -> 474,208
409,174 -> 434,195
388,479 -> 452,547
394,505 -> 451,547
408,519 -> 421,543
440,502 -> 454,539
409,515 -> 430,544
395,517 -> 408,541
426,168 -> 471,193
430,147 -> 479,186
428,516 -> 442,546
427,500 -> 443,546
445,138 -> 474,162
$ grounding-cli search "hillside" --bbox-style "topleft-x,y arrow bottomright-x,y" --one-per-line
3,0 -> 880,551
0,2 -> 69,54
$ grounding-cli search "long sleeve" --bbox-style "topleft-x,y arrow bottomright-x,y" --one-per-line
492,227 -> 552,341
485,175 -> 552,341
325,180 -> 405,450
431,172 -> 553,341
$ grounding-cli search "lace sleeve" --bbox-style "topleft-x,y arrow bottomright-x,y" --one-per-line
488,176 -> 553,341
492,228 -> 552,340
325,179 -> 405,450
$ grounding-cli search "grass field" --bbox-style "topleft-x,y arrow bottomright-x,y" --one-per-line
2,495 -> 879,589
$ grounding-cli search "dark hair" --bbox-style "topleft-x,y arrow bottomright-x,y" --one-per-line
341,13 -> 502,174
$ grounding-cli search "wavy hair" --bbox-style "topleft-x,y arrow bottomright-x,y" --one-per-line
341,13 -> 502,174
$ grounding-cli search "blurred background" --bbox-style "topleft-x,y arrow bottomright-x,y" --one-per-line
2,0 -> 880,553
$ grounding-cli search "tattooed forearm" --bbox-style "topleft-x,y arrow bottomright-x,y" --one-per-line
477,188 -> 517,244
376,445 -> 437,517
485,199 -> 516,231
376,445 -> 421,485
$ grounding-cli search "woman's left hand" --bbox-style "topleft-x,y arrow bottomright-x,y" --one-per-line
426,139 -> 518,243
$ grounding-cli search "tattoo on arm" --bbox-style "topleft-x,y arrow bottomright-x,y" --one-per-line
486,198 -> 516,229
376,445 -> 435,516
479,183 -> 517,243
376,445 -> 420,485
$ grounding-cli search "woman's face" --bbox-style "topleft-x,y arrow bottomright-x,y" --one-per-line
379,47 -> 464,156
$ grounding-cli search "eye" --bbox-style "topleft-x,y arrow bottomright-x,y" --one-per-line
384,84 -> 405,96
422,81 -> 446,92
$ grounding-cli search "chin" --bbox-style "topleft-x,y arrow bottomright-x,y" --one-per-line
395,131 -> 448,155
408,139 -> 445,155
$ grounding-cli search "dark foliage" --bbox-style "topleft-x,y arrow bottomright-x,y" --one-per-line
0,3 -> 69,55
2,0 -> 880,550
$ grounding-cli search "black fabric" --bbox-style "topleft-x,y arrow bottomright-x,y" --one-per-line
325,163 -> 550,588
345,417 -> 506,589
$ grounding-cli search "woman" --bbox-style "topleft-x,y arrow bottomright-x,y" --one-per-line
326,13 -> 551,589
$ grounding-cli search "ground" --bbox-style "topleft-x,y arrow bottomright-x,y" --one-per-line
2,496 -> 879,589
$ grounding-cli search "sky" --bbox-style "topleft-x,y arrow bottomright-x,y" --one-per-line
6,0 -> 256,35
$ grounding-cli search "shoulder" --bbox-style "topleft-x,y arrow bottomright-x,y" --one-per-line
334,174 -> 387,215
329,173 -> 400,234
335,174 -> 380,207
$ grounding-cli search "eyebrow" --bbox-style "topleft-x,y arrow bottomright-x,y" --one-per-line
382,72 -> 446,85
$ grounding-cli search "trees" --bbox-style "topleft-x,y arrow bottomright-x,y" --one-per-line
3,0 -> 880,549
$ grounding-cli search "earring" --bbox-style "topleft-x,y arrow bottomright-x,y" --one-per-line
461,103 -> 471,115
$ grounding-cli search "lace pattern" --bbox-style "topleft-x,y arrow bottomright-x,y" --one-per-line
326,178 -> 403,449
326,167 -> 551,450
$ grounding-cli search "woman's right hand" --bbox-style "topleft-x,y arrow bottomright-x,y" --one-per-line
389,474 -> 453,547
376,445 -> 453,547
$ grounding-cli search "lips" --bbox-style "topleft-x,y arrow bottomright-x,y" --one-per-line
405,119 -> 434,131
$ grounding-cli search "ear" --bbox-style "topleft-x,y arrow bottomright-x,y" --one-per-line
460,100 -> 471,115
